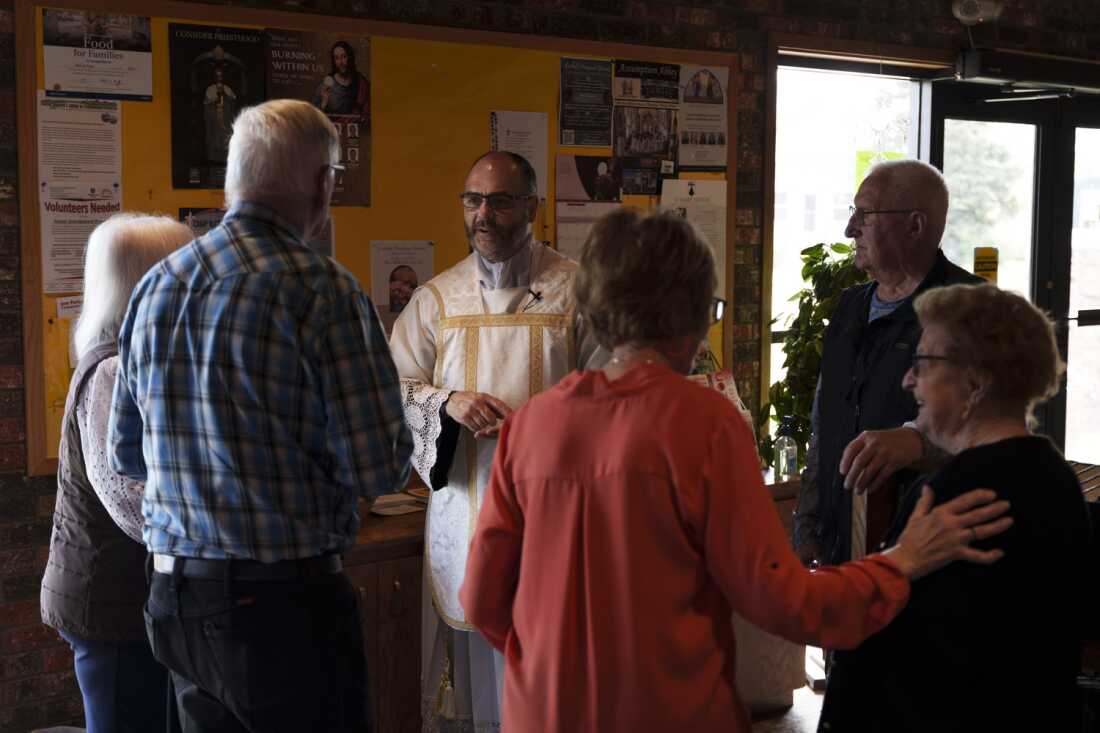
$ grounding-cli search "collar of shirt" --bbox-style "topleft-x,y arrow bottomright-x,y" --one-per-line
223,200 -> 307,244
475,236 -> 535,291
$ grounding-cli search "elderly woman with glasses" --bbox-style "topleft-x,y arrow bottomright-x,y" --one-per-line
458,210 -> 1014,733
819,282 -> 1091,733
40,214 -> 193,733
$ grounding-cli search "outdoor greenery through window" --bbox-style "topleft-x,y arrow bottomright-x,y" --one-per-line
770,66 -> 917,387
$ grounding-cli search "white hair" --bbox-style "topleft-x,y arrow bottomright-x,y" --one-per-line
224,99 -> 341,211
72,214 -> 193,360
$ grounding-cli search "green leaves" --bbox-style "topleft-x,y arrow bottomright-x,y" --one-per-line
757,243 -> 868,469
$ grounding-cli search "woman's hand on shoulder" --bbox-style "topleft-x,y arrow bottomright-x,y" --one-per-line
883,485 -> 1012,581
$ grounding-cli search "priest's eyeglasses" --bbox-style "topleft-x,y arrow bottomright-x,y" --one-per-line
847,205 -> 918,226
459,191 -> 535,211
711,297 -> 727,325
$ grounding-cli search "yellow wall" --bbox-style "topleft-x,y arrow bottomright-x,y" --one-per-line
35,15 -> 726,457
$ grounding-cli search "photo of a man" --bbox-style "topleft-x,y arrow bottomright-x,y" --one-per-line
388,265 -> 418,314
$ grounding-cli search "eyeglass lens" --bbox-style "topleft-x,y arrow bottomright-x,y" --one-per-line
460,192 -> 526,210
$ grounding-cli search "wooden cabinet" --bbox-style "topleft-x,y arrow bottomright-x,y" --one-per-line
344,510 -> 426,733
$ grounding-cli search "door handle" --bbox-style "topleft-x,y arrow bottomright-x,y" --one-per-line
1067,309 -> 1100,327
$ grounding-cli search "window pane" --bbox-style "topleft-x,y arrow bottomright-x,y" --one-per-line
1065,127 -> 1100,464
941,120 -> 1036,298
771,67 -> 915,335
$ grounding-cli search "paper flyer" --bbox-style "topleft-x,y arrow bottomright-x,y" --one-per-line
179,207 -> 225,237
490,111 -> 548,199
660,179 -> 727,295
613,59 -> 680,104
555,201 -> 620,262
42,9 -> 153,101
169,24 -> 265,189
370,240 -> 433,334
678,66 -> 729,170
38,93 -> 122,294
619,157 -> 669,196
555,154 -> 621,202
265,29 -> 371,206
559,58 -> 612,147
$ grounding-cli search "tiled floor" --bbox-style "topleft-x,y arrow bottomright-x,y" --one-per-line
752,686 -> 824,733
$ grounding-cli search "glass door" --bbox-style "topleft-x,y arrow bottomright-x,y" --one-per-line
1064,127 -> 1100,463
931,81 -> 1100,453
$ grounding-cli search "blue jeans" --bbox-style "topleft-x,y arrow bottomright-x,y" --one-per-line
58,629 -> 170,733
144,566 -> 369,733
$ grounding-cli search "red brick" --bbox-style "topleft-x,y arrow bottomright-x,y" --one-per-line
3,669 -> 76,705
37,494 -> 56,517
0,599 -> 37,627
0,443 -> 23,472
2,649 -> 41,678
2,624 -> 58,653
42,644 -> 72,673
0,365 -> 19,389
0,700 -> 48,733
0,418 -> 21,442
0,548 -> 35,575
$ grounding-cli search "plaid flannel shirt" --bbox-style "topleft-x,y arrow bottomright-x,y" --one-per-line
108,202 -> 412,561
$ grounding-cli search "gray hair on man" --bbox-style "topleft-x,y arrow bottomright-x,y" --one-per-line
224,99 -> 341,215
867,159 -> 950,247
72,213 -> 193,360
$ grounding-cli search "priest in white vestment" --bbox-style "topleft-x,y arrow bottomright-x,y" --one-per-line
389,152 -> 605,732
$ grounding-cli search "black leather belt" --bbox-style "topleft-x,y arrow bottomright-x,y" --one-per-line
152,553 -> 342,581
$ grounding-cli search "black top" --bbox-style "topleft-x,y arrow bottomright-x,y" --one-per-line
820,436 -> 1091,733
814,251 -> 981,565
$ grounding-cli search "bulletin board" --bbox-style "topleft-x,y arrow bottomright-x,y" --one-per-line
16,0 -> 738,475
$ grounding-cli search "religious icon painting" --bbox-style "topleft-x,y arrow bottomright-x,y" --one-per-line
168,23 -> 265,189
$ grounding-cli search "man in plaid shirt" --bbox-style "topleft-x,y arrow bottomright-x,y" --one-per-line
109,99 -> 412,732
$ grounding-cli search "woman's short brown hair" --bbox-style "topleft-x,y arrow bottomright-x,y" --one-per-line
573,209 -> 717,349
913,282 -> 1065,414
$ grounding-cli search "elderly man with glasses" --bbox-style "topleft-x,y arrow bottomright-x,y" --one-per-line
793,159 -> 982,572
389,151 -> 605,732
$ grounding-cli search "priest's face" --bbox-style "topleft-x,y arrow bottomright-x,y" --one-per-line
462,153 -> 537,263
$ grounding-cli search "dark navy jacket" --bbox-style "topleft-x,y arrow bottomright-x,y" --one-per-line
815,251 -> 980,565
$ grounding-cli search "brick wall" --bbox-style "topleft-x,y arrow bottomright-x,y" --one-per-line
5,1 -> 1100,729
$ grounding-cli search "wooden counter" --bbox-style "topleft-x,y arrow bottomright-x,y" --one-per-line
340,480 -> 803,733
343,506 -> 426,733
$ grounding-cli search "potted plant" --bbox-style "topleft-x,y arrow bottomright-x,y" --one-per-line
757,242 -> 868,469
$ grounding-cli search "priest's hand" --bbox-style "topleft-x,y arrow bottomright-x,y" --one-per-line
445,391 -> 513,438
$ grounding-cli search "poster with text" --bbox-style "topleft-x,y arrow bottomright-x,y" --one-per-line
370,241 -> 433,335
559,58 -> 612,147
490,110 -> 548,199
265,29 -> 371,206
660,179 -> 727,295
43,9 -> 153,100
555,201 -> 621,261
555,154 -> 621,202
613,59 -> 680,104
38,94 -> 122,293
678,66 -> 728,170
169,24 -> 265,189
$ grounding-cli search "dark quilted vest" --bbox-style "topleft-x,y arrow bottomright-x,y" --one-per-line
40,342 -> 148,641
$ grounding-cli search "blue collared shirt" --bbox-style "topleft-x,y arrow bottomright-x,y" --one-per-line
108,202 -> 413,561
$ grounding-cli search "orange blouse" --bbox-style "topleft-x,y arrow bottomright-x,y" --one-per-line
460,363 -> 909,732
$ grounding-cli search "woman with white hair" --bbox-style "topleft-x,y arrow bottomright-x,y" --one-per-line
40,213 -> 193,733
